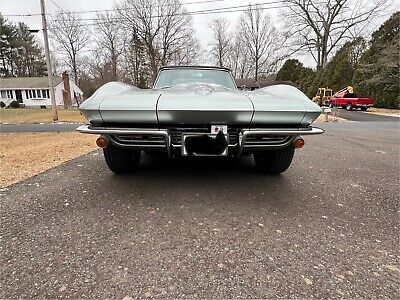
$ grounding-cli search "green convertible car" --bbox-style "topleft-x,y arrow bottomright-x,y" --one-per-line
77,66 -> 323,174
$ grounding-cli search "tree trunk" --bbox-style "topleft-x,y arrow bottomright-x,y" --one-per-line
72,54 -> 78,86
255,59 -> 259,81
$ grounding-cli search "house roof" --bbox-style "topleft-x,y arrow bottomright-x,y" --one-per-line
235,78 -> 298,89
235,78 -> 275,89
0,77 -> 63,89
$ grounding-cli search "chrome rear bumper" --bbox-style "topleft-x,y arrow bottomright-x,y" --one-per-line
77,125 -> 324,155
76,125 -> 169,137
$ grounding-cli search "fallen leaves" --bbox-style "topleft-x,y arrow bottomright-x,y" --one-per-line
385,265 -> 400,272
304,277 -> 313,285
59,285 -> 67,292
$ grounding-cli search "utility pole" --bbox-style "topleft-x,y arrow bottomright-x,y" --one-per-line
40,0 -> 58,121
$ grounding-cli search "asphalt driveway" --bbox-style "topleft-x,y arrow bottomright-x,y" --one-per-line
1,122 -> 399,299
332,108 -> 399,122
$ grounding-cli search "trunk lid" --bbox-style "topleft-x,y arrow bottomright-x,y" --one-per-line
156,84 -> 253,125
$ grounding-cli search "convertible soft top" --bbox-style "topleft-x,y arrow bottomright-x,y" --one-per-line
159,65 -> 232,72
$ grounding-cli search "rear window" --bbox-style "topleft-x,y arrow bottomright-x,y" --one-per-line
345,93 -> 357,98
154,68 -> 236,90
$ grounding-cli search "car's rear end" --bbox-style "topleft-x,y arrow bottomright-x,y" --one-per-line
77,66 -> 323,174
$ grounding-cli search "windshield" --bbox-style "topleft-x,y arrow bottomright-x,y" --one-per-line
154,69 -> 236,90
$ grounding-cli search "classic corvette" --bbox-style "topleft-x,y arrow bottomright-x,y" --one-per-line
77,66 -> 323,174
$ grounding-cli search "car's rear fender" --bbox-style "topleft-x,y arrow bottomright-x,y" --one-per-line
247,84 -> 322,126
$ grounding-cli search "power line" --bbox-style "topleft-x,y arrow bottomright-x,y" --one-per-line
56,0 -> 229,15
46,3 -> 288,28
3,0 -> 288,28
49,1 -> 288,22
3,13 -> 42,17
3,0 -> 228,17
49,0 -> 65,12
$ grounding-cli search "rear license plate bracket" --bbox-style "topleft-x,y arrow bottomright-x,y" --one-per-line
181,133 -> 228,156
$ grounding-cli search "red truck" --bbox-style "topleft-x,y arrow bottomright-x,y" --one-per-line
329,86 -> 374,111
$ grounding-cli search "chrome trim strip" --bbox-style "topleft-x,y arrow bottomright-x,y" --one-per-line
76,125 -> 169,136
77,124 -> 171,156
238,126 -> 324,155
171,144 -> 238,148
109,140 -> 168,149
243,127 -> 324,135
241,137 -> 294,149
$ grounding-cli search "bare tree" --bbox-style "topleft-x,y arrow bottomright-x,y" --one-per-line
283,0 -> 388,69
169,32 -> 200,65
122,29 -> 152,88
50,11 -> 90,84
209,18 -> 231,67
158,0 -> 199,65
94,12 -> 124,81
226,34 -> 252,79
118,0 -> 199,80
239,5 -> 280,81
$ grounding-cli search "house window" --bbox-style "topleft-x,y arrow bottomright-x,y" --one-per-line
37,90 -> 42,98
0,91 -> 6,98
28,90 -> 32,98
46,89 -> 50,98
7,90 -> 13,99
32,90 -> 36,98
25,90 -> 29,99
42,89 -> 47,98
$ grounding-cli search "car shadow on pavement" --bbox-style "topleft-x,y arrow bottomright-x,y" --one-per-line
100,153 -> 298,211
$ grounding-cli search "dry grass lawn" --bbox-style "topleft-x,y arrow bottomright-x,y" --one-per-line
0,132 -> 97,187
0,108 -> 86,124
315,113 -> 346,122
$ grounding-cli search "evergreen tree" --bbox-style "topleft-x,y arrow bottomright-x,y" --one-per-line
276,59 -> 304,83
307,37 -> 366,97
276,59 -> 315,97
353,12 -> 400,108
0,14 -> 17,77
0,13 -> 47,77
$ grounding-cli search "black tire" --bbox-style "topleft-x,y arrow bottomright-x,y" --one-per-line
103,144 -> 141,173
360,107 -> 368,111
254,146 -> 295,174
346,103 -> 353,111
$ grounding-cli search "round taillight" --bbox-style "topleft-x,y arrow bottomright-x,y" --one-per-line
293,137 -> 305,149
96,136 -> 109,148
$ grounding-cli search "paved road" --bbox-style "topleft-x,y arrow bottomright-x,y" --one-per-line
0,123 -> 81,133
1,121 -> 399,299
332,108 -> 399,122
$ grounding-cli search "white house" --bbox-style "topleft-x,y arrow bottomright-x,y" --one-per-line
0,73 -> 83,108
